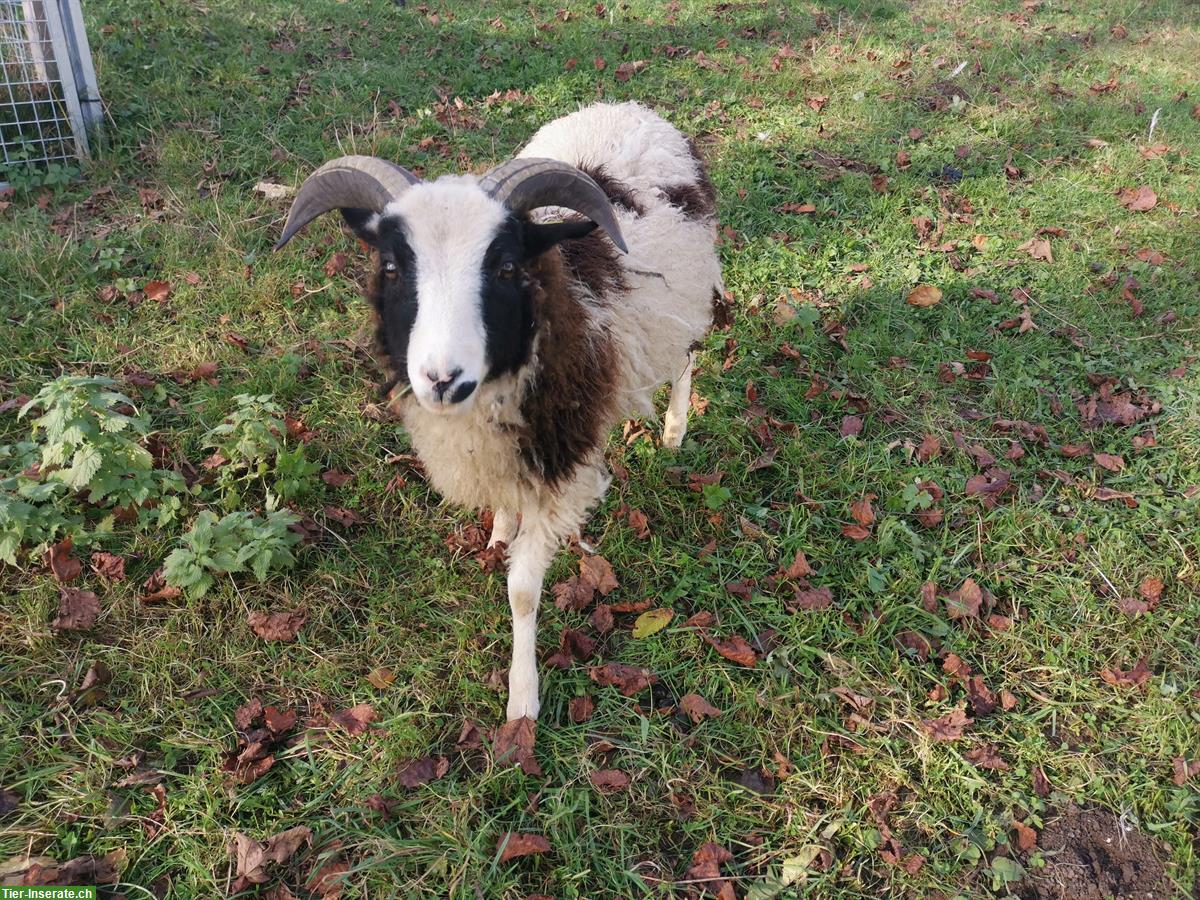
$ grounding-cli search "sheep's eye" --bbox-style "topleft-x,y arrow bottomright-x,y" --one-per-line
497,261 -> 516,280
382,260 -> 399,279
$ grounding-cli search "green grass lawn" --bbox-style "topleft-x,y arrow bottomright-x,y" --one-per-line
2,0 -> 1199,896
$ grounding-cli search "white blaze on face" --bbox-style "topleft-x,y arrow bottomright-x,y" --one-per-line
385,177 -> 510,413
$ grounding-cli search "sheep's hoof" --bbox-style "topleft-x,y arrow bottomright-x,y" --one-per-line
661,425 -> 685,449
506,693 -> 540,722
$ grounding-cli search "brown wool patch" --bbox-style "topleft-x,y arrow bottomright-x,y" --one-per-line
559,227 -> 629,300
580,164 -> 646,216
517,249 -> 619,486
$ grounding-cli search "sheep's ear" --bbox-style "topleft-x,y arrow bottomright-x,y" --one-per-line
340,207 -> 380,243
522,219 -> 598,259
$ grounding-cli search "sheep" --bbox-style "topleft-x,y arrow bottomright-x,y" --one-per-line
276,101 -> 723,721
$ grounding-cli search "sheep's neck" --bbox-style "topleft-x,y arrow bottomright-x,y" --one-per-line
515,245 -> 619,487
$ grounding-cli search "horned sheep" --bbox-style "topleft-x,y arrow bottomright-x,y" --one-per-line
276,101 -> 724,720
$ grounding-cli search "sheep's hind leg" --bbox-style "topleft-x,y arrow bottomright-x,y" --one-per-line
489,508 -> 519,548
504,521 -> 557,721
662,351 -> 694,448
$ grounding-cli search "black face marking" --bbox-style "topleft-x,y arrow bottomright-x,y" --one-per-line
347,211 -> 419,387
479,216 -> 598,381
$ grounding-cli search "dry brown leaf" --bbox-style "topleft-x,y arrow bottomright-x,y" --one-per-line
702,633 -> 759,667
921,706 -> 973,741
230,826 -> 311,893
589,769 -> 631,793
493,716 -> 542,776
330,703 -> 377,735
569,695 -> 595,723
1116,185 -> 1158,212
589,662 -> 658,695
396,756 -> 449,789
46,536 -> 82,583
496,832 -> 551,863
906,285 -> 943,307
1017,237 -> 1053,262
579,554 -> 619,595
247,608 -> 306,642
51,587 -> 100,631
679,693 -> 722,723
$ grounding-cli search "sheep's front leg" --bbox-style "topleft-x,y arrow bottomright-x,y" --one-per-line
504,522 -> 557,721
662,351 -> 694,448
489,508 -> 519,548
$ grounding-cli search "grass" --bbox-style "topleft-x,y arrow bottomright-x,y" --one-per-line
1,0 -> 1198,896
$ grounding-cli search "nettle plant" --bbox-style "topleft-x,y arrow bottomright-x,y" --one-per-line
0,377 -> 184,563
205,394 -> 319,507
163,508 -> 301,599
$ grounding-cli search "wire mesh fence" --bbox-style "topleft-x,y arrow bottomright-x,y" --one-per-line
0,0 -> 99,185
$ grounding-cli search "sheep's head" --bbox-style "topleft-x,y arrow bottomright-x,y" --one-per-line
275,156 -> 626,414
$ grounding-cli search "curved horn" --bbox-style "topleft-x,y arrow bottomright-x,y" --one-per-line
274,155 -> 421,250
480,158 -> 628,253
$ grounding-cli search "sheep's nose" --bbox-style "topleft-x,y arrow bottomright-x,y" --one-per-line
425,367 -> 475,404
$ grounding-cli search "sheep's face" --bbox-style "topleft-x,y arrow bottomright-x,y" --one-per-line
345,177 -> 597,415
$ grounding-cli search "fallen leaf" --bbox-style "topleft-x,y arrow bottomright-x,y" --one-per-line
679,693 -> 722,723
324,252 -> 348,277
1139,577 -> 1164,606
685,842 -> 735,896
247,609 -> 306,642
366,667 -> 395,690
906,285 -> 943,308
945,578 -> 983,620
783,550 -> 813,579
840,415 -> 863,437
304,842 -> 348,898
1093,452 -> 1125,472
89,551 -> 126,581
321,470 -> 353,487
589,662 -> 658,695
1116,185 -> 1158,212
1012,820 -> 1038,852
614,59 -> 647,81
493,716 -> 542,776
1172,757 -> 1200,786
552,575 -> 594,611
569,695 -> 595,723
1100,657 -> 1150,688
51,587 -> 100,630
5,851 -> 123,887
396,756 -> 449,789
917,434 -> 942,461
965,743 -> 1009,770
632,607 -> 673,638
1032,766 -> 1052,797
850,496 -> 876,527
1017,237 -> 1053,263
589,769 -> 630,793
143,280 -> 172,303
791,584 -> 833,611
702,633 -> 759,667
330,703 -> 376,735
627,508 -> 650,538
579,554 -> 619,595
921,706 -> 973,741
841,524 -> 871,541
231,826 -> 311,892
323,506 -> 362,528
141,569 -> 182,603
46,537 -> 82,583
496,832 -> 550,863
73,660 -> 112,708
